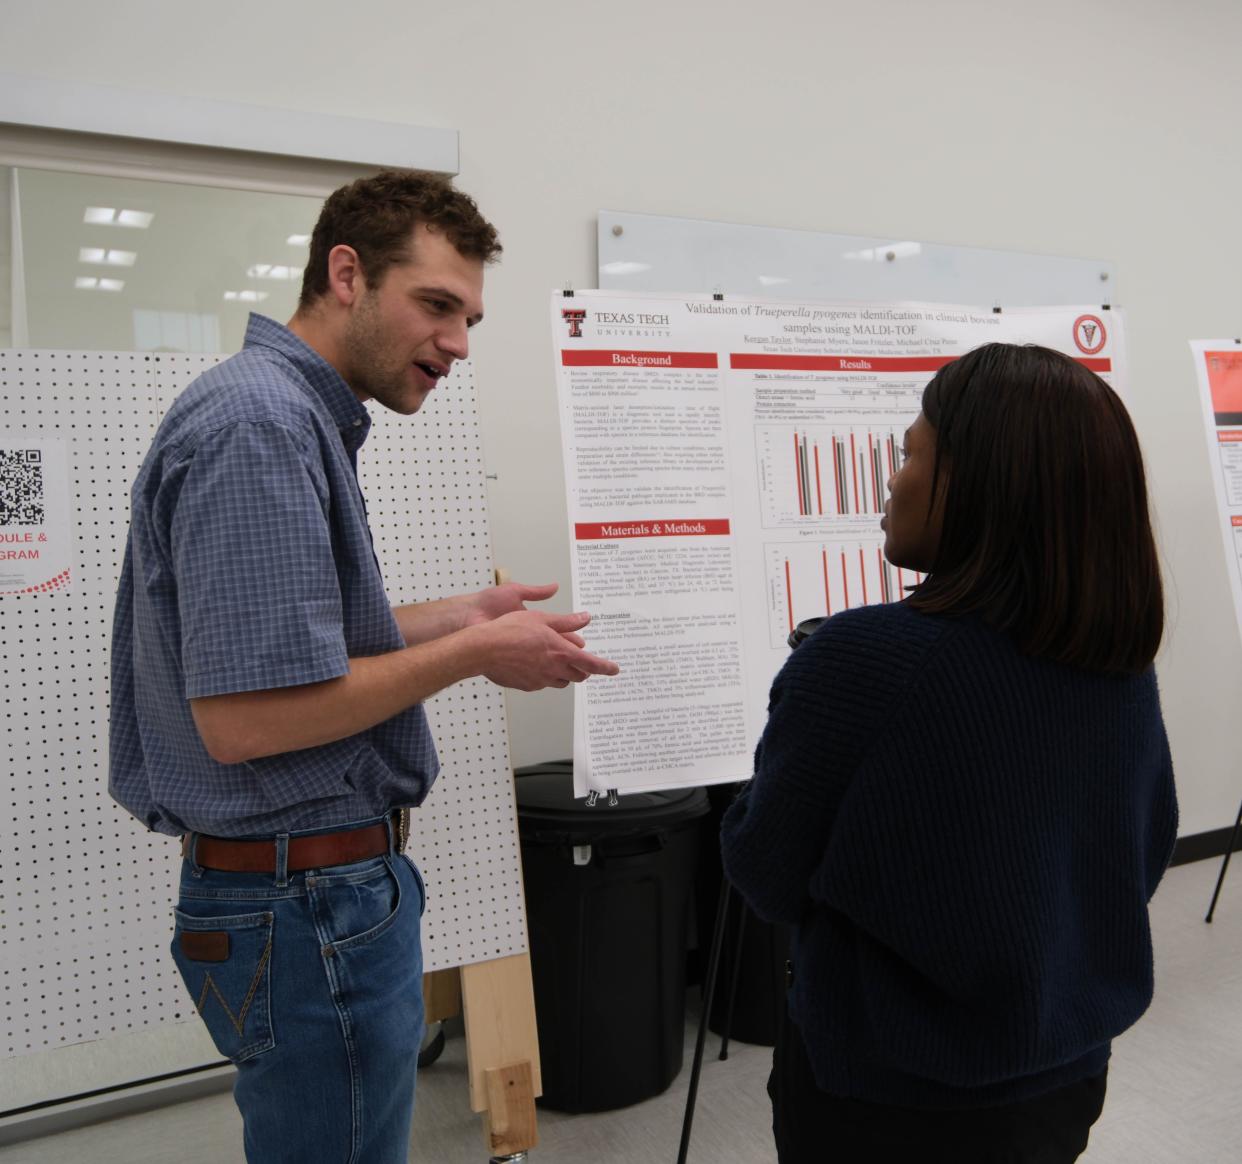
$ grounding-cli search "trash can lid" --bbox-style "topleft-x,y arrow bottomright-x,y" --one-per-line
516,764 -> 709,841
513,759 -> 574,779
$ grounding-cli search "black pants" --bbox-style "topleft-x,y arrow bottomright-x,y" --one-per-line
769,1006 -> 1107,1163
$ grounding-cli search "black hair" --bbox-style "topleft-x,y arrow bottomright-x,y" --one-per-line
907,343 -> 1163,674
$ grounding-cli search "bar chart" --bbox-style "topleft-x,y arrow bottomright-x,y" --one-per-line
765,538 -> 922,647
756,424 -> 906,527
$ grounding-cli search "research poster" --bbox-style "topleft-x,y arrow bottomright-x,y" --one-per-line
1190,341 -> 1242,646
553,293 -> 1126,797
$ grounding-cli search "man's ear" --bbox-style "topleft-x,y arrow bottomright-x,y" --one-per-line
326,244 -> 365,307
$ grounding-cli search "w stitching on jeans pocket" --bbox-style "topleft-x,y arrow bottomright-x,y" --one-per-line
172,909 -> 275,1060
194,935 -> 273,1036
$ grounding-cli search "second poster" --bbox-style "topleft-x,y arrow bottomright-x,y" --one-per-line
552,293 -> 1125,797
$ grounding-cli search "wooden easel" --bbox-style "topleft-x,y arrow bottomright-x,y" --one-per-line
422,959 -> 542,1159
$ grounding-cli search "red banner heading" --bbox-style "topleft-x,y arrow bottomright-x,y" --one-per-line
1218,431 -> 1242,443
562,350 -> 718,369
729,353 -> 1112,374
1233,516 -> 1242,528
575,519 -> 731,540
730,354 -> 955,373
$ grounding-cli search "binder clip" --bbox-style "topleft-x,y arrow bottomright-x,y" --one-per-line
585,789 -> 599,807
562,283 -> 575,298
607,788 -> 619,807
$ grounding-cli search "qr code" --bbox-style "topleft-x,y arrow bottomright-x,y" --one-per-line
0,449 -> 45,526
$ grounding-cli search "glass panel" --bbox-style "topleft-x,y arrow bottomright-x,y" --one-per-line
0,166 -> 12,348
10,167 -> 322,352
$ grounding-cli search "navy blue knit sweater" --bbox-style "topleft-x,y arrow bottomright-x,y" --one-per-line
720,601 -> 1177,1108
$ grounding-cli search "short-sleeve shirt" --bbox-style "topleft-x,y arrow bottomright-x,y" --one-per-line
109,314 -> 439,837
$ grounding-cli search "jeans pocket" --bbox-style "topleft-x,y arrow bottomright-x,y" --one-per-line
313,855 -> 404,952
404,854 -> 427,917
170,907 -> 275,1063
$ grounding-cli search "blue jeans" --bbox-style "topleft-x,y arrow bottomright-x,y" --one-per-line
171,826 -> 426,1164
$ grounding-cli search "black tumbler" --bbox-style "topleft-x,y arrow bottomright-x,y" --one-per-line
787,615 -> 828,650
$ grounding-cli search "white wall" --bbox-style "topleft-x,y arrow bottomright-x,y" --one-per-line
4,0 -> 1241,835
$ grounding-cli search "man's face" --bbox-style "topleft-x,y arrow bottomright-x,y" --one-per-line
342,223 -> 485,414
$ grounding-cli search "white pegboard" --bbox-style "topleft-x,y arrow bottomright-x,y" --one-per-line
360,364 -> 527,969
1,351 -> 173,1069
0,349 -> 524,1094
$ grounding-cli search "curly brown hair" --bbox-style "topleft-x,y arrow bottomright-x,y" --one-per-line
298,169 -> 501,309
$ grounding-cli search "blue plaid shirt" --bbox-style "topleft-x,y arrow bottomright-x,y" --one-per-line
109,314 -> 438,837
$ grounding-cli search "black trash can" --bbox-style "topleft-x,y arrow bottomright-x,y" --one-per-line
515,761 -> 709,1112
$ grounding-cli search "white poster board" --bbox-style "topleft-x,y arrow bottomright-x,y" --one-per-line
554,292 -> 1126,797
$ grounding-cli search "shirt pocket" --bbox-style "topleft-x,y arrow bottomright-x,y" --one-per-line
170,908 -> 275,1063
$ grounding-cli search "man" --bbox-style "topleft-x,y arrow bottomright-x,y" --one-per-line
109,170 -> 616,1163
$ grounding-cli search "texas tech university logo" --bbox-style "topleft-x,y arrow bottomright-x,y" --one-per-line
562,308 -> 587,338
1073,314 -> 1107,356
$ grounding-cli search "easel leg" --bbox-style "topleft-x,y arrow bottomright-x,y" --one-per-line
461,953 -> 541,1158
1205,796 -> 1242,923
678,877 -> 732,1164
718,898 -> 748,1061
483,1062 -> 537,1161
423,967 -> 462,1024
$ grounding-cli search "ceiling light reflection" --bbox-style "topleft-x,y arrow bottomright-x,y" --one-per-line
74,276 -> 124,292
83,207 -> 154,228
247,264 -> 302,280
600,261 -> 652,276
79,247 -> 137,267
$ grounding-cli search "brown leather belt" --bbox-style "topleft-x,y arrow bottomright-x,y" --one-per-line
183,813 -> 406,874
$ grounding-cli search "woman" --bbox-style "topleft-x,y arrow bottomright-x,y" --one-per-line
721,343 -> 1177,1163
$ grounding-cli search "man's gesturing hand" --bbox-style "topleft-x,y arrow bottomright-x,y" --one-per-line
459,581 -> 560,627
468,609 -> 619,692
